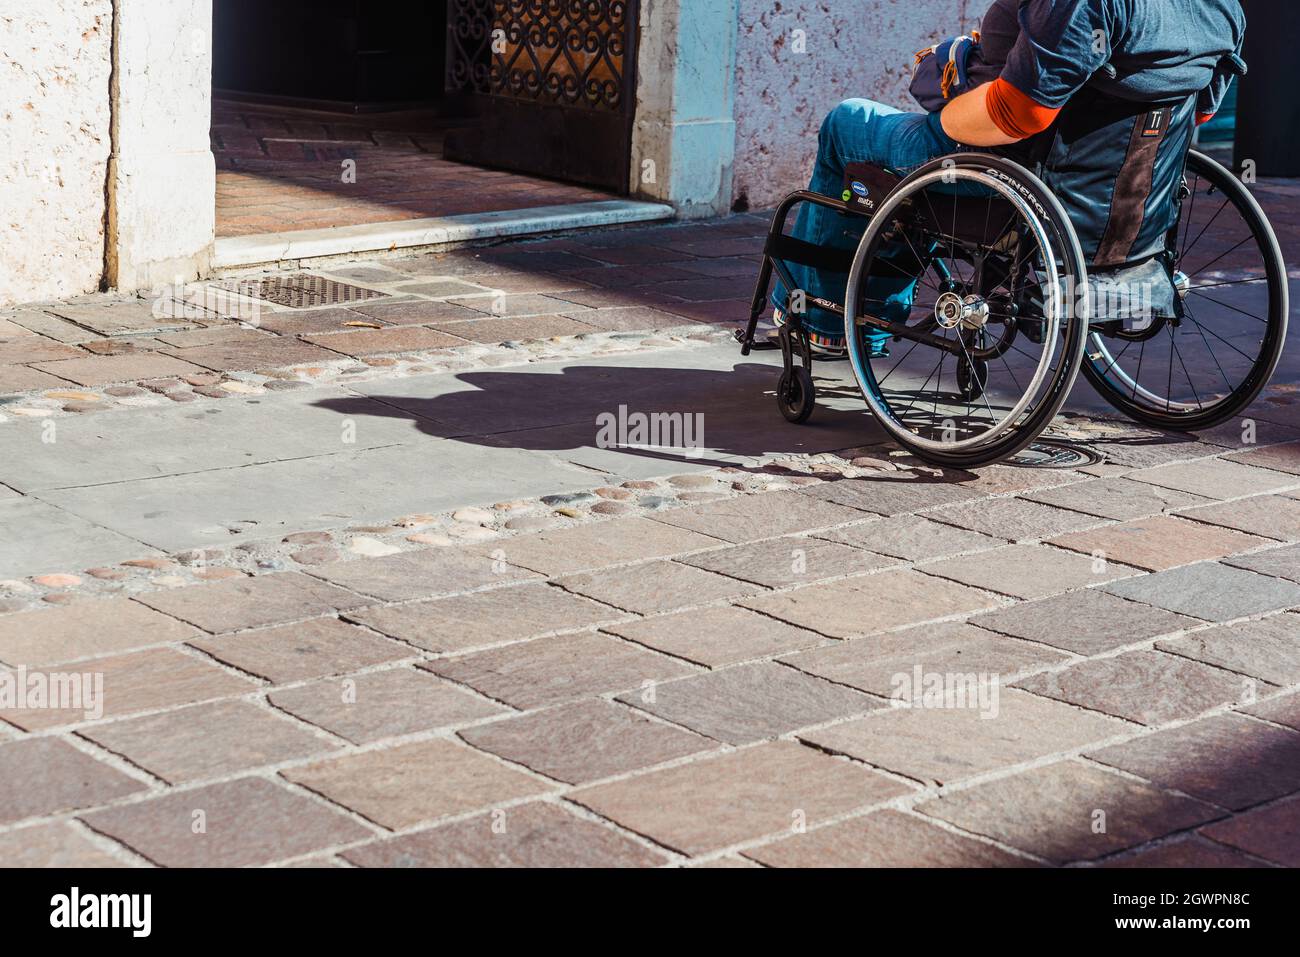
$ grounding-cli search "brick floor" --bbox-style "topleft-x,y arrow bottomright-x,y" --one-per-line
212,99 -> 613,238
4,207 -> 1300,867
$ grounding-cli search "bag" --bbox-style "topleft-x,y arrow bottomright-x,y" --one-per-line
911,33 -> 980,113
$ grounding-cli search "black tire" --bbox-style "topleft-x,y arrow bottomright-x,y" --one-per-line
844,153 -> 1090,468
777,366 -> 815,423
957,354 -> 989,402
1082,150 -> 1289,430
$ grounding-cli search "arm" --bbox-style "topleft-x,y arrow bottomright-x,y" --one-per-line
939,84 -> 1020,146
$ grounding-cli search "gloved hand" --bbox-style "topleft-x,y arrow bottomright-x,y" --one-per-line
911,33 -> 981,113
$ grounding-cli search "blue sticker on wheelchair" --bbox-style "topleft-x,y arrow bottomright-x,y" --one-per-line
850,181 -> 869,198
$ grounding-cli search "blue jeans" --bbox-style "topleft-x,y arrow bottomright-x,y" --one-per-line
775,99 -> 959,345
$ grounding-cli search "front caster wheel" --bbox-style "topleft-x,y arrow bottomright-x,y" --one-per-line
777,366 -> 815,423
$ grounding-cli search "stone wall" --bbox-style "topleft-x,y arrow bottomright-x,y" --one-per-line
732,0 -> 979,211
0,2 -> 113,306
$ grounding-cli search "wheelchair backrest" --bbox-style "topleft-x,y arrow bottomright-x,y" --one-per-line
1005,87 -> 1197,271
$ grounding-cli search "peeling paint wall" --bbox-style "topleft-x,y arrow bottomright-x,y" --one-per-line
733,0 -> 977,210
0,2 -> 114,306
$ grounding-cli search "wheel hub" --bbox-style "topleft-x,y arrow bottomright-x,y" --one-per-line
1172,270 -> 1191,300
935,293 -> 990,330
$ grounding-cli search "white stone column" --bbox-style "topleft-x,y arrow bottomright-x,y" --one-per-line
630,0 -> 739,218
105,0 -> 215,292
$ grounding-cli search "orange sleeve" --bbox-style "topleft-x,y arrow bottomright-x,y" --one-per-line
986,77 -> 1062,139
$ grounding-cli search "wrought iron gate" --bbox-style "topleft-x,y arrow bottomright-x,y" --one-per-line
444,0 -> 641,192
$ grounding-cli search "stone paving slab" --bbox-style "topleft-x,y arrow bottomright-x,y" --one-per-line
460,699 -> 717,784
1020,476 -> 1211,521
677,535 -> 896,588
1244,690 -> 1300,732
191,618 -> 412,683
421,632 -> 698,710
346,581 -> 626,653
617,662 -> 880,745
309,548 -> 538,603
341,801 -> 666,867
971,588 -> 1200,655
556,560 -> 763,615
1175,494 -> 1300,541
601,605 -> 831,668
282,738 -> 551,831
741,569 -> 1002,639
1101,834 -> 1268,868
919,543 -> 1138,599
1087,714 -> 1300,811
0,738 -> 146,825
1156,613 -> 1300,685
81,777 -> 372,867
1049,516 -> 1269,572
0,821 -> 128,868
78,699 -> 337,785
1224,440 -> 1300,476
471,517 -> 721,577
802,689 -> 1126,786
0,498 -> 165,581
268,667 -> 507,744
796,475 -> 982,517
744,809 -> 1032,868
571,741 -> 912,857
816,514 -> 1002,562
781,621 -> 1066,697
1225,543 -> 1300,584
1102,562 -> 1300,621
650,490 -> 867,543
1,646 -> 256,731
917,759 -> 1222,863
1198,795 -> 1300,866
1013,650 -> 1258,726
1126,458 -> 1299,499
926,497 -> 1109,542
134,572 -> 370,634
0,597 -> 198,667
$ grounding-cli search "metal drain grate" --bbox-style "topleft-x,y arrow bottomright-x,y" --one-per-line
1006,440 -> 1104,469
219,274 -> 389,309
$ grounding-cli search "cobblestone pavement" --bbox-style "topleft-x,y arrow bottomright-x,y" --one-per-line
211,98 -> 612,237
2,186 -> 1300,867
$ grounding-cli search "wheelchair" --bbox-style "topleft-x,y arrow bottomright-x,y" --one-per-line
738,103 -> 1289,469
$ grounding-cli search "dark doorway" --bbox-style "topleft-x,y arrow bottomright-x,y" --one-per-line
213,0 -> 446,112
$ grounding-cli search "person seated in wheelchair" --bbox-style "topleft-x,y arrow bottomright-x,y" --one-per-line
774,0 -> 1246,356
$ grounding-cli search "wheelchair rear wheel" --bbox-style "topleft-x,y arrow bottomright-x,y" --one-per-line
1082,150 -> 1289,430
844,154 -> 1089,468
